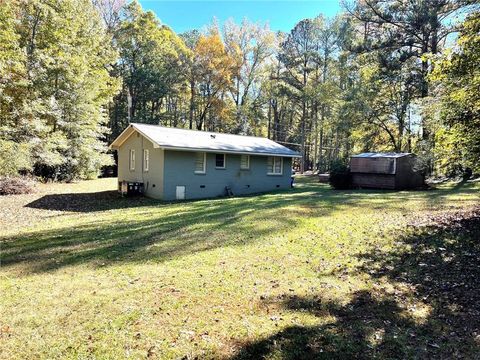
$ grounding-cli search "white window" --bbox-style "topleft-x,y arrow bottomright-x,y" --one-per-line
267,156 -> 283,175
215,153 -> 226,169
195,152 -> 206,174
129,149 -> 135,171
143,149 -> 149,172
240,155 -> 250,170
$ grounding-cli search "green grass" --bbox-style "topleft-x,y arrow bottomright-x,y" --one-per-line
1,176 -> 479,359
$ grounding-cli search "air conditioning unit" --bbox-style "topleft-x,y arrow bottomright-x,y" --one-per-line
119,181 -> 144,196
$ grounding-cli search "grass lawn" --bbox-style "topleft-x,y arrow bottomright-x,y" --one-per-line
1,176 -> 479,359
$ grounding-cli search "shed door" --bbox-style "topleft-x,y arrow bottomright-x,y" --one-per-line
176,186 -> 185,200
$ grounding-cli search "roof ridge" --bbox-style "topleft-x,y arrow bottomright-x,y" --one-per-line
111,123 -> 301,157
131,123 -> 273,141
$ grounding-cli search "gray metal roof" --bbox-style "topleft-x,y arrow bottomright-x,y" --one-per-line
351,152 -> 412,159
112,123 -> 301,157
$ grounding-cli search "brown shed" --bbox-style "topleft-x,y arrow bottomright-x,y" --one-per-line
350,153 -> 424,190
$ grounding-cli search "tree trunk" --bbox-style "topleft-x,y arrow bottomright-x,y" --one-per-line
318,105 -> 325,172
267,100 -> 272,139
189,78 -> 195,129
300,100 -> 306,173
313,105 -> 318,172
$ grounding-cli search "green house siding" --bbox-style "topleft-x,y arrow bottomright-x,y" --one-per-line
162,150 -> 292,201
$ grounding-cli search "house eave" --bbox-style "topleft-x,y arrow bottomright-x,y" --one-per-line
109,124 -> 160,150
158,145 -> 302,158
109,124 -> 301,158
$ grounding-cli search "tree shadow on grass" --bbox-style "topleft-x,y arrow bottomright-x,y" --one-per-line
231,291 -> 425,360
23,176 -> 478,213
2,178 -> 477,276
230,207 -> 480,359
0,180 -> 369,275
2,185 -> 338,275
355,207 -> 480,356
25,191 -> 156,212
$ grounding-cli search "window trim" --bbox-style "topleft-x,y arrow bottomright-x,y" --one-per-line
194,152 -> 206,174
143,149 -> 149,172
240,154 -> 250,170
215,153 -> 226,169
129,149 -> 135,171
267,156 -> 283,175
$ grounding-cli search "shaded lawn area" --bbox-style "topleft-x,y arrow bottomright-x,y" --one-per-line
0,176 -> 479,359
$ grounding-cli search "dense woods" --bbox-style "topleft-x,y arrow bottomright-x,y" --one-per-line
1,0 -> 478,180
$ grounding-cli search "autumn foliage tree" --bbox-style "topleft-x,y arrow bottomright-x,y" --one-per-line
193,30 -> 235,131
1,0 -> 478,180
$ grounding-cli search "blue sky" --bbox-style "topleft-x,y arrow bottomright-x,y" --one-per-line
138,1 -> 343,34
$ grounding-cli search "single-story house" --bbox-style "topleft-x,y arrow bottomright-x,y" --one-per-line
350,152 -> 425,190
110,123 -> 301,200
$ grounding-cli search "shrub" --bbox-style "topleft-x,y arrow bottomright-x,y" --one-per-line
329,161 -> 351,190
0,140 -> 32,177
0,176 -> 36,195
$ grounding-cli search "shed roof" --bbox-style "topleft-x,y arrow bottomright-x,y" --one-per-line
351,152 -> 412,159
110,123 -> 301,158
